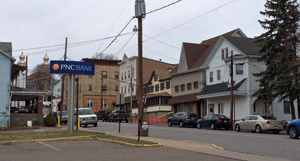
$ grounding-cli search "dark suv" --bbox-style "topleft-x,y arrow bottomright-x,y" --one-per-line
96,110 -> 113,121
168,112 -> 198,127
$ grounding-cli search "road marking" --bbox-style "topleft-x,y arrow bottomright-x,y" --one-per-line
38,142 -> 62,151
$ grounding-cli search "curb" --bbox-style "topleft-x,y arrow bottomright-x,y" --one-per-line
0,135 -> 96,144
210,144 -> 224,150
96,138 -> 162,147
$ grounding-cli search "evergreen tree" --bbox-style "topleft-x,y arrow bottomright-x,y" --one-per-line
255,0 -> 300,119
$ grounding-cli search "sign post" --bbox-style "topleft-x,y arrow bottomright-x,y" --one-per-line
50,60 -> 94,133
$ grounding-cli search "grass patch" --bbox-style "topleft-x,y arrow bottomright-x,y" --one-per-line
0,131 -> 156,145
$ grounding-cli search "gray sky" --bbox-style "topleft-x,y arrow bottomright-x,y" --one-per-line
0,0 -> 267,72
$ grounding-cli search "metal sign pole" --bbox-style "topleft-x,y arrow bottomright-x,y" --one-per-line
67,74 -> 75,133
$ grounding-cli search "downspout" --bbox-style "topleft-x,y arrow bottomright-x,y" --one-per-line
8,91 -> 13,128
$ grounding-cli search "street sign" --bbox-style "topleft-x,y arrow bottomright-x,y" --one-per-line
50,61 -> 95,75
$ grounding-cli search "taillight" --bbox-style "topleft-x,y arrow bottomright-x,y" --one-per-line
117,114 -> 119,117
229,120 -> 232,123
266,121 -> 270,124
104,111 -> 106,114
185,113 -> 188,119
216,119 -> 222,122
280,121 -> 283,125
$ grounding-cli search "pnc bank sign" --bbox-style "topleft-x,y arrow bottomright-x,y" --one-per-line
50,61 -> 95,75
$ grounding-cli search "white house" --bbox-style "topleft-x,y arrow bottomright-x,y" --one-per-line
197,36 -> 298,121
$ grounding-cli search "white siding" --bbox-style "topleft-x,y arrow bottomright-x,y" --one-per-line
119,58 -> 137,98
0,54 -> 11,127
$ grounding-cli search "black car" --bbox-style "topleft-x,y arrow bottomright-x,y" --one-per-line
168,112 -> 198,127
196,114 -> 232,130
10,107 -> 18,113
107,110 -> 130,123
96,109 -> 113,121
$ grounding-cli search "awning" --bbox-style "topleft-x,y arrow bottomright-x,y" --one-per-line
169,93 -> 199,105
10,86 -> 47,101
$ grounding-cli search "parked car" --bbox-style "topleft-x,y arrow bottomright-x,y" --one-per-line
196,114 -> 232,130
56,111 -> 68,124
286,119 -> 300,139
77,108 -> 98,127
235,115 -> 283,134
10,107 -> 18,113
168,112 -> 198,127
96,109 -> 113,121
107,110 -> 129,123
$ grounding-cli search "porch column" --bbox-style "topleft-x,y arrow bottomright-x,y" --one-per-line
201,101 -> 204,118
37,96 -> 43,115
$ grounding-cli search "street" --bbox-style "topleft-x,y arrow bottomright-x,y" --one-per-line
89,122 -> 300,161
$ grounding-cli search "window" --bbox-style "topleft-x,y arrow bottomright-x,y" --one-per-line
128,70 -> 130,78
166,81 -> 170,89
236,64 -> 244,75
102,85 -> 107,92
125,72 -> 127,79
251,116 -> 258,120
121,73 -> 123,80
187,83 -> 192,90
188,103 -> 192,112
180,104 -> 185,112
102,71 -> 107,78
193,81 -> 198,89
161,97 -> 169,105
115,72 -> 119,79
160,83 -> 164,90
121,86 -> 123,94
154,74 -> 158,81
222,48 -> 228,60
284,101 -> 290,114
102,99 -> 107,108
218,103 -> 224,113
175,85 -> 179,93
88,85 -> 92,91
217,70 -> 221,80
209,72 -> 213,83
115,85 -> 119,92
155,84 -> 159,92
181,84 -> 185,92
87,99 -> 93,108
148,86 -> 154,93
124,86 -> 127,93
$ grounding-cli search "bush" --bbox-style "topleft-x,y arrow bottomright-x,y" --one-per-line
44,113 -> 57,127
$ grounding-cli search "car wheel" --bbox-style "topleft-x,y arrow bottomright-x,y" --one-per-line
84,124 -> 87,127
210,123 -> 215,130
225,127 -> 229,130
255,125 -> 262,133
168,120 -> 172,127
94,123 -> 97,127
126,120 -> 128,123
235,124 -> 240,132
288,126 -> 299,139
179,121 -> 184,127
197,123 -> 201,129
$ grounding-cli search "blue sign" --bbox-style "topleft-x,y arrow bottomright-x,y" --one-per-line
50,61 -> 95,75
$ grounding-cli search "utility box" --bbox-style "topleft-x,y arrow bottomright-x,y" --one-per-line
140,121 -> 149,136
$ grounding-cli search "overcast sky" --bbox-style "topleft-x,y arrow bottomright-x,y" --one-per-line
1,0 -> 268,72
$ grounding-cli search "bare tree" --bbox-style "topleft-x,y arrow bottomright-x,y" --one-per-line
91,53 -> 119,60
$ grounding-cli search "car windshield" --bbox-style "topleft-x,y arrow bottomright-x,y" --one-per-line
261,116 -> 276,120
62,111 -> 68,116
78,109 -> 94,115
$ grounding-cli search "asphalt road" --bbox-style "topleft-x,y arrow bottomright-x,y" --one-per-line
0,140 -> 240,161
91,122 -> 300,161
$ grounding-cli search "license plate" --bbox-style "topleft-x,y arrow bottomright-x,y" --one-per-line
224,120 -> 227,123
274,126 -> 278,128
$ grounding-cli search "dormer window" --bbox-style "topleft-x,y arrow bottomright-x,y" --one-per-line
236,63 -> 244,75
221,48 -> 229,60
209,72 -> 213,83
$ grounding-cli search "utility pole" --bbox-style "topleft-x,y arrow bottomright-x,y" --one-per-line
75,77 -> 79,130
100,71 -> 103,111
230,50 -> 234,128
135,0 -> 145,141
60,37 -> 68,125
130,65 -> 133,122
119,93 -> 121,133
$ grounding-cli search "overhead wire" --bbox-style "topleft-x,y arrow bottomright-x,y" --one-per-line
115,32 -> 137,56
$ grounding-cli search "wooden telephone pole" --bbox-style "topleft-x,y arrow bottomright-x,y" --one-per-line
230,50 -> 234,128
135,0 -> 146,141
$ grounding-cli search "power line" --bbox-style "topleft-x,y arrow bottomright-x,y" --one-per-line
145,0 -> 183,15
13,32 -> 133,53
143,46 -> 179,61
144,0 -> 238,42
143,34 -> 180,50
95,17 -> 135,58
96,0 -> 131,52
115,32 -> 137,56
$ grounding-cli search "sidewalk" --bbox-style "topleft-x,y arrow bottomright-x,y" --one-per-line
84,129 -> 289,161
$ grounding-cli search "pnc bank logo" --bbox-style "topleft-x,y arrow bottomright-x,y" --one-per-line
52,64 -> 60,71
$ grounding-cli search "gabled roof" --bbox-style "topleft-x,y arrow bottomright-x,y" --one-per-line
223,36 -> 261,56
197,79 -> 246,99
0,42 -> 15,61
175,28 -> 245,74
146,64 -> 178,84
